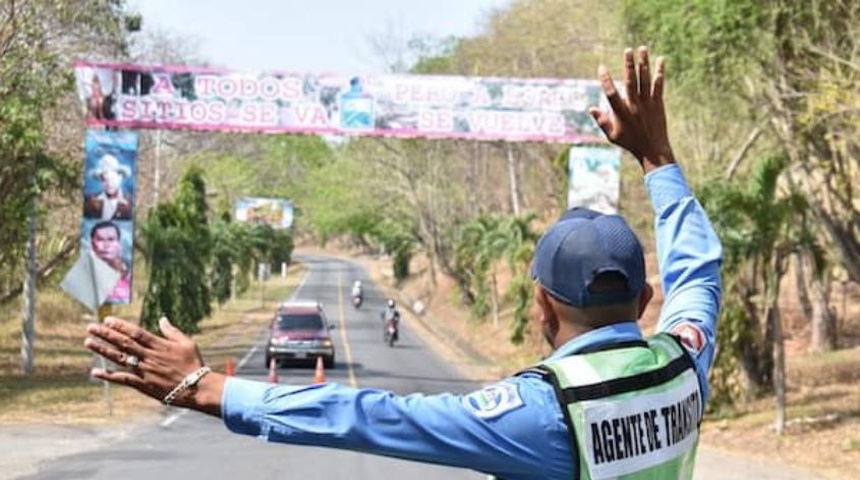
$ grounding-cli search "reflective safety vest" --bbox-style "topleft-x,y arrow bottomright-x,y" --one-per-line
523,333 -> 703,480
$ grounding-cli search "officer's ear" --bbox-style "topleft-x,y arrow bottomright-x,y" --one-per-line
637,283 -> 654,320
533,285 -> 558,326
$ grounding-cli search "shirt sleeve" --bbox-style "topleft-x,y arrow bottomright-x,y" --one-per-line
221,376 -> 573,479
645,164 -> 723,401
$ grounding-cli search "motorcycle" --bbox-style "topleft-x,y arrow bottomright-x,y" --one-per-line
383,319 -> 399,347
352,294 -> 363,309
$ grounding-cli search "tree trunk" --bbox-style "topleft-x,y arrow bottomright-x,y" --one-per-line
792,252 -> 813,319
490,269 -> 500,328
467,144 -> 479,217
809,271 -> 836,353
771,297 -> 786,435
768,252 -> 788,434
507,144 -> 521,216
737,288 -> 767,398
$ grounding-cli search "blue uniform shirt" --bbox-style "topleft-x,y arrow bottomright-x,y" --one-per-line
221,163 -> 723,480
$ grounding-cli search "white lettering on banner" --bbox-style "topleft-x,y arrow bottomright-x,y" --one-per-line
193,75 -> 303,101
467,110 -> 566,136
500,85 -> 591,110
75,61 -> 608,142
582,370 -> 701,479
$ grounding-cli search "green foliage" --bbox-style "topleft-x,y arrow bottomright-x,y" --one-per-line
374,224 -> 414,283
698,155 -> 818,403
455,215 -> 499,319
500,214 -> 540,343
269,229 -> 295,269
209,210 -> 235,306
621,0 -> 762,88
392,247 -> 411,283
140,169 -> 213,334
455,213 -> 539,335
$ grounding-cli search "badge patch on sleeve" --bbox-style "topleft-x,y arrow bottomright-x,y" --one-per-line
462,382 -> 524,419
672,322 -> 707,356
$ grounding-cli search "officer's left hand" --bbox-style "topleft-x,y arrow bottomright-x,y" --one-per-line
85,316 -> 213,409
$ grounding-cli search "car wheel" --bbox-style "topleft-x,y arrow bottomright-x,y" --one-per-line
265,355 -> 272,369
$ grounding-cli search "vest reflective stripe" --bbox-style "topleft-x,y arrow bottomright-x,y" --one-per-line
539,333 -> 702,480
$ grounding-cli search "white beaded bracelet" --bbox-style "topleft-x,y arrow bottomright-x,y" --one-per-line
163,366 -> 212,406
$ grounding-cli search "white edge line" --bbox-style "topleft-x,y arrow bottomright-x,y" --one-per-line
161,269 -> 311,429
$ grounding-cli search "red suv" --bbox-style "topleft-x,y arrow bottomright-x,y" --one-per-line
265,301 -> 336,369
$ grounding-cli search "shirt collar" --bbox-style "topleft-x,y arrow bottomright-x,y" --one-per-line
545,321 -> 644,361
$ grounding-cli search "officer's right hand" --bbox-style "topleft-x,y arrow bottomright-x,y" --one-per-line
588,46 -> 676,173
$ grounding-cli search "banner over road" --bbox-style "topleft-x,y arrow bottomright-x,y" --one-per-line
234,197 -> 294,230
74,61 -> 609,143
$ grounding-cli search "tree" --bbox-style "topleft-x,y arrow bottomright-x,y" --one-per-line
700,155 -> 817,432
209,210 -> 235,306
500,214 -> 540,343
140,167 -> 212,334
454,213 -> 539,335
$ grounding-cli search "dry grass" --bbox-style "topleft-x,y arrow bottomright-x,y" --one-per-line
0,263 -> 307,425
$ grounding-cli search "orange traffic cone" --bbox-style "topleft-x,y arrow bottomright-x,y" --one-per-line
268,358 -> 279,384
225,358 -> 235,377
313,356 -> 326,383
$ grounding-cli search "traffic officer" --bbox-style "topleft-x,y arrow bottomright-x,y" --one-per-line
84,46 -> 722,480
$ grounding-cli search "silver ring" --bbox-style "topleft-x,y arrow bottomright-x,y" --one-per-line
125,355 -> 140,368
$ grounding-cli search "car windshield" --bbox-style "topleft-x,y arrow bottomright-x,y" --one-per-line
277,314 -> 324,331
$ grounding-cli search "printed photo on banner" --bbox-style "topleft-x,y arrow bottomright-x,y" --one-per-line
73,61 -> 608,143
234,197 -> 294,229
83,130 -> 138,221
75,67 -> 120,121
339,77 -> 376,130
80,129 -> 138,306
80,219 -> 134,305
568,145 -> 621,214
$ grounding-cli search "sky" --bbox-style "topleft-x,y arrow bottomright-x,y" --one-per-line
130,0 -> 511,74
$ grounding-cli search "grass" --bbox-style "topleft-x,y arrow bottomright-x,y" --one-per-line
0,262 -> 307,425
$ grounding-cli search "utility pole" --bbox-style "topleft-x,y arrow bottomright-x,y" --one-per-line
153,127 -> 162,205
21,163 -> 38,375
506,143 -> 521,216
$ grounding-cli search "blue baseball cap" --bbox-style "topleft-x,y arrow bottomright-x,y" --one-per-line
531,207 -> 645,307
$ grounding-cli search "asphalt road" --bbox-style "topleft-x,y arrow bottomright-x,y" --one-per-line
8,254 -> 831,480
17,255 -> 485,480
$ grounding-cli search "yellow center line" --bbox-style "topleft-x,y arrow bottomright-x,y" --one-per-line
337,270 -> 358,387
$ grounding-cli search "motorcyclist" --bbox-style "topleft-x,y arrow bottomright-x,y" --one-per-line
351,280 -> 363,298
380,299 -> 401,341
381,298 -> 400,322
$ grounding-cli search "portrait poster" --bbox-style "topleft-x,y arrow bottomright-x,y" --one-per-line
80,130 -> 139,305
568,145 -> 622,214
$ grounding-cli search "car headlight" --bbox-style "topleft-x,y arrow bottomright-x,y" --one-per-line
319,339 -> 332,348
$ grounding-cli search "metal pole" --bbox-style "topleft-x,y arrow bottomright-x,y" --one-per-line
506,143 -> 521,216
97,304 -> 114,416
154,127 -> 162,204
20,172 -> 38,376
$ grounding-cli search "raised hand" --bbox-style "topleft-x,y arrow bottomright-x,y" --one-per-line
589,46 -> 676,173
